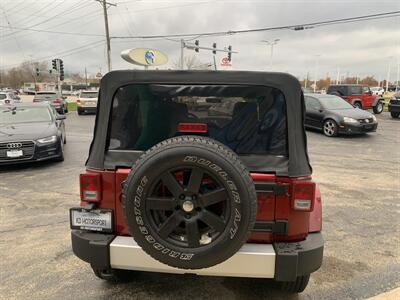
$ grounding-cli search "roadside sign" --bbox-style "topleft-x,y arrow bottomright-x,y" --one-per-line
121,48 -> 168,67
220,57 -> 232,67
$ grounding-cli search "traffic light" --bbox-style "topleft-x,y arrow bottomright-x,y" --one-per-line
228,45 -> 232,61
195,40 -> 199,52
59,60 -> 64,81
52,59 -> 57,70
35,67 -> 40,77
212,43 -> 217,55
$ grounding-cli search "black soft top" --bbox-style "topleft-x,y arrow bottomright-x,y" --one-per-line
86,70 -> 312,177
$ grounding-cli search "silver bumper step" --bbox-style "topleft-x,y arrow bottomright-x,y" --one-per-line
110,236 -> 276,278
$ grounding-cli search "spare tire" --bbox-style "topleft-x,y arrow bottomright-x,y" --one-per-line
123,136 -> 257,269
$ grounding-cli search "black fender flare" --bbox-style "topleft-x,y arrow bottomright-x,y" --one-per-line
372,97 -> 383,107
351,98 -> 362,106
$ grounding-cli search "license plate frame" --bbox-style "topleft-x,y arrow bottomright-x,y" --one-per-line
6,149 -> 23,158
70,208 -> 113,233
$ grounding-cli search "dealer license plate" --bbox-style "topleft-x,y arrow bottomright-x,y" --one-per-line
70,208 -> 113,232
6,150 -> 23,158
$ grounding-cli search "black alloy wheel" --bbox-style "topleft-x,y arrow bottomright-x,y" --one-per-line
144,166 -> 229,248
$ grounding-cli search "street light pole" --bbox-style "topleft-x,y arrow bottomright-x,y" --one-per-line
261,39 -> 280,70
386,57 -> 393,92
396,56 -> 399,92
180,39 -> 185,70
313,54 -> 321,93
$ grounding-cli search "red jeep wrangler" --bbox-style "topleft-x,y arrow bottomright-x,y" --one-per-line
70,71 -> 324,293
327,84 -> 384,114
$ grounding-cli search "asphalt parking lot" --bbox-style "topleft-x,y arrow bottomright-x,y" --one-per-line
0,112 -> 399,300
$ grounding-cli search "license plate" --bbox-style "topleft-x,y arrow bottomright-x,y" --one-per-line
6,150 -> 23,158
70,208 -> 113,232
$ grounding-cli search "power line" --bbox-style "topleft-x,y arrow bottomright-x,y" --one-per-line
0,40 -> 105,70
111,10 -> 400,39
1,1 -> 94,39
1,11 -> 104,45
0,24 -> 105,37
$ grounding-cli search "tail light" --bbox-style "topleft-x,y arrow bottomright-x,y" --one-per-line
80,173 -> 102,202
291,181 -> 315,212
76,99 -> 81,104
178,123 -> 208,133
52,99 -> 61,104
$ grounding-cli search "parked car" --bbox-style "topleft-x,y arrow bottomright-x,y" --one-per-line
327,84 -> 384,114
77,90 -> 98,115
62,90 -> 73,96
33,91 -> 68,114
304,93 -> 378,137
70,71 -> 323,293
388,91 -> 400,118
0,92 -> 16,106
370,87 -> 384,97
0,103 -> 66,164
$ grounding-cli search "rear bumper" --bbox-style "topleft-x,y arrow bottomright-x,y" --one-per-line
77,106 -> 97,113
388,103 -> 400,112
71,230 -> 323,280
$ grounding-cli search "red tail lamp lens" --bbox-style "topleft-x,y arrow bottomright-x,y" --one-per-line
80,173 -> 102,202
177,123 -> 208,133
291,181 -> 315,212
53,99 -> 61,104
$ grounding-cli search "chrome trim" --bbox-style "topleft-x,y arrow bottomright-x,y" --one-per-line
110,236 -> 276,278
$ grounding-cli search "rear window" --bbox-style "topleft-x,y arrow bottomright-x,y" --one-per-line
349,86 -> 362,95
108,84 -> 287,156
80,92 -> 98,98
34,93 -> 58,100
327,85 -> 347,95
0,94 -> 6,100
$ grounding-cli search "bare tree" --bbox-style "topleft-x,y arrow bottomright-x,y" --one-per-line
0,60 -> 56,88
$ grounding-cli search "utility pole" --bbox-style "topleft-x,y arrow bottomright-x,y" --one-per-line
261,39 -> 280,70
96,0 -> 116,72
85,67 -> 88,87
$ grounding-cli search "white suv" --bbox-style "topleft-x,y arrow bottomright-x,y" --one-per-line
0,92 -> 16,105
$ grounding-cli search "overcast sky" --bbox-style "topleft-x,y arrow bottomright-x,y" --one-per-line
0,0 -> 399,81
